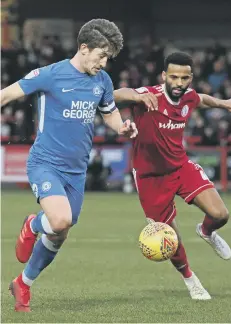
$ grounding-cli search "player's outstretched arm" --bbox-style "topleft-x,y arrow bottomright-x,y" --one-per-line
114,88 -> 160,111
114,88 -> 141,103
1,82 -> 25,107
198,94 -> 231,112
101,108 -> 138,139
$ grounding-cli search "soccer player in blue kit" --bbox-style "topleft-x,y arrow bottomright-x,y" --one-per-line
1,19 -> 138,312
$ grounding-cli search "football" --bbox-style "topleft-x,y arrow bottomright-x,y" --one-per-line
139,222 -> 178,262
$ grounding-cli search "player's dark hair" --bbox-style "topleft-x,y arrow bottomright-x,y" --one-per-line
164,52 -> 193,72
77,19 -> 123,58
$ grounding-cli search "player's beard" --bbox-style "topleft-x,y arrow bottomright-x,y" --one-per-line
165,82 -> 188,101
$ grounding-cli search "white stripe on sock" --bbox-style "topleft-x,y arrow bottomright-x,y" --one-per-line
41,213 -> 56,234
177,264 -> 187,270
22,271 -> 34,286
30,219 -> 36,234
41,234 -> 59,252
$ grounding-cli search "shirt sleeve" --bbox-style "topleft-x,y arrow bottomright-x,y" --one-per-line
134,86 -> 153,94
98,72 -> 117,114
18,66 -> 53,95
193,90 -> 201,107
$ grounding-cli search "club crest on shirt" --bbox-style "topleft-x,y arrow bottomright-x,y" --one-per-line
24,69 -> 40,79
181,105 -> 189,117
93,85 -> 103,96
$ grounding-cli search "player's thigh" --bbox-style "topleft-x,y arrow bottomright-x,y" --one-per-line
177,160 -> 214,204
193,188 -> 229,220
40,196 -> 72,232
65,183 -> 85,225
134,170 -> 177,224
27,165 -> 72,232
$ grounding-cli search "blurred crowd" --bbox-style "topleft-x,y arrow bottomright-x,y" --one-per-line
1,35 -> 231,146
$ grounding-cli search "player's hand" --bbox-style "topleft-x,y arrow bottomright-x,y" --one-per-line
136,92 -> 162,112
118,119 -> 138,139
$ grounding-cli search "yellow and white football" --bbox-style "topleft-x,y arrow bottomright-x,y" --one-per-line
139,222 -> 178,262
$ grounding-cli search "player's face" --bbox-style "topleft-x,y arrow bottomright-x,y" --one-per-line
81,46 -> 110,75
162,64 -> 193,101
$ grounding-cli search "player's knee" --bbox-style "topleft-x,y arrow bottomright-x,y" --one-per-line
50,218 -> 72,234
47,231 -> 69,249
210,207 -> 229,224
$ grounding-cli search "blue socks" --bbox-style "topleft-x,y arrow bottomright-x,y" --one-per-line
23,234 -> 59,285
22,212 -> 62,285
31,211 -> 55,235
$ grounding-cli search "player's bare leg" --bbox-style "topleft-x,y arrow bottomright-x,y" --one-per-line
10,230 -> 69,312
15,196 -> 72,264
170,220 -> 211,300
11,196 -> 72,312
193,188 -> 231,260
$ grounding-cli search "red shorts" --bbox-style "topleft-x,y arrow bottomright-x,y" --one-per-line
133,160 -> 214,224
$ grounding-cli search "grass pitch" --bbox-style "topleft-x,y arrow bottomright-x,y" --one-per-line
1,190 -> 231,323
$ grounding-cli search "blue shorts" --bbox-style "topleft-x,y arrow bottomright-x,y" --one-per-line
27,164 -> 86,225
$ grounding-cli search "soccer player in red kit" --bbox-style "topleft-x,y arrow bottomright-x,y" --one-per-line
114,52 -> 231,300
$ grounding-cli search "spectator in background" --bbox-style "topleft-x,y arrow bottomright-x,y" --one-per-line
15,53 -> 30,80
118,70 -> 130,88
191,115 -> 205,137
127,63 -> 141,88
217,117 -> 231,145
104,127 -> 118,144
1,35 -> 231,145
1,117 -> 11,137
94,114 -> 106,137
11,110 -> 27,139
196,81 -> 213,95
86,150 -> 112,191
52,36 -> 66,61
208,59 -> 228,92
201,126 -> 219,146
13,96 -> 35,139
223,80 -> 231,99
118,79 -> 129,88
204,108 -> 227,129
1,105 -> 14,137
39,35 -> 54,65
142,61 -> 157,85
26,42 -> 39,70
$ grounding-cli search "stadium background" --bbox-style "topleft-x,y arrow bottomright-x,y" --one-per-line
1,0 -> 231,191
1,0 -> 231,323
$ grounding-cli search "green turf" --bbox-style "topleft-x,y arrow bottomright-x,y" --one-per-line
1,190 -> 231,323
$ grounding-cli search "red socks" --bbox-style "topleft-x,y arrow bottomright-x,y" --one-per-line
17,273 -> 30,289
170,243 -> 192,278
202,214 -> 228,236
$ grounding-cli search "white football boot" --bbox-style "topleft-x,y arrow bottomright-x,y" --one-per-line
196,223 -> 231,260
183,272 -> 211,300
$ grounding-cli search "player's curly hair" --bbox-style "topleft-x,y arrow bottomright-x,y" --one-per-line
164,52 -> 193,71
77,19 -> 123,58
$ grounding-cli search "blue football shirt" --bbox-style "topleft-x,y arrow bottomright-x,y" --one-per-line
19,59 -> 116,173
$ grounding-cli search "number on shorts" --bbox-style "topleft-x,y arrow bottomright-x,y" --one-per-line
200,169 -> 209,181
